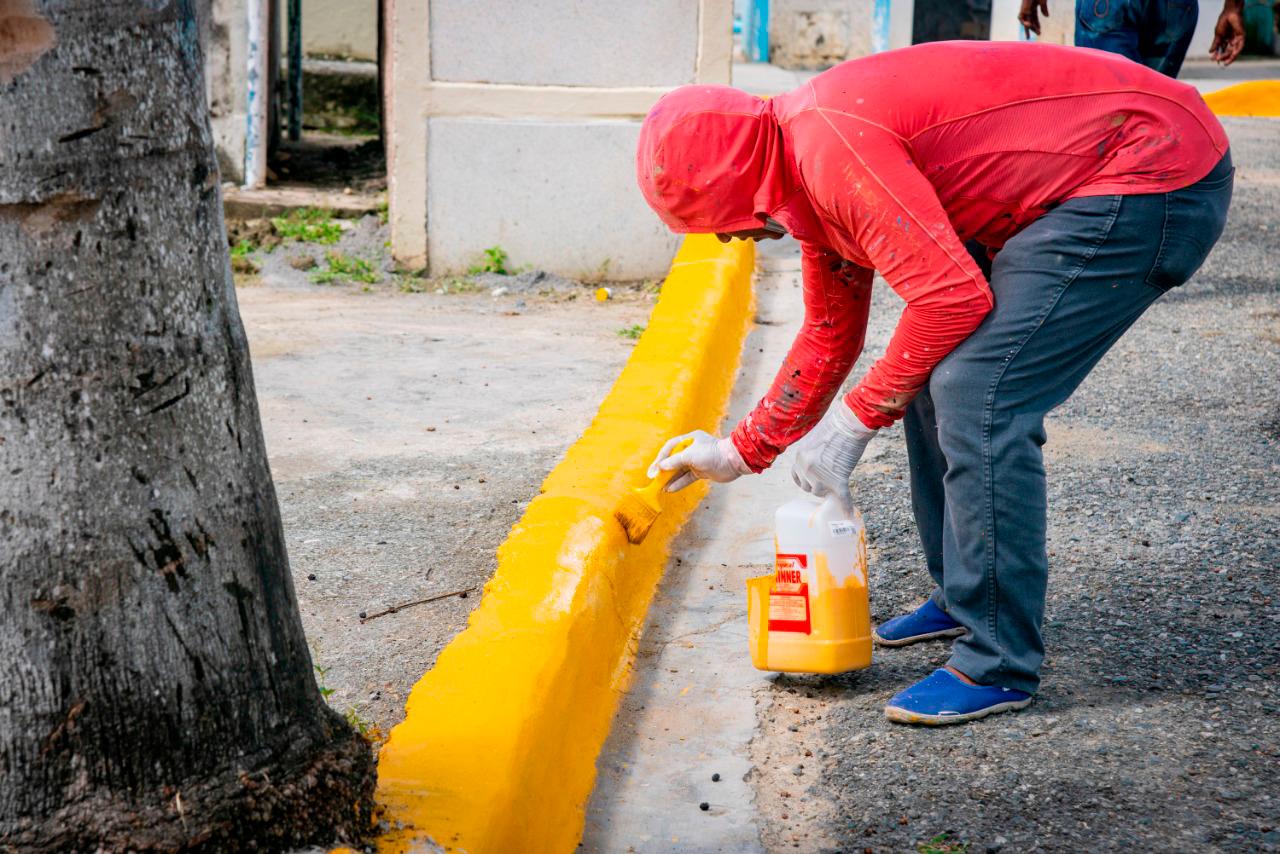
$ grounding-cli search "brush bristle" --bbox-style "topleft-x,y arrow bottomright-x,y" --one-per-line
615,492 -> 661,544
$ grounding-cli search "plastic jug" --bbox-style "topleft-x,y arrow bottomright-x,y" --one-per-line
746,494 -> 872,674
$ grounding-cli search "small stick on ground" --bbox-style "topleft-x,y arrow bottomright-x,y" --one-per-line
359,587 -> 477,623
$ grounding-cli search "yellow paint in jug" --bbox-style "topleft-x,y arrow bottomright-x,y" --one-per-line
747,494 -> 872,674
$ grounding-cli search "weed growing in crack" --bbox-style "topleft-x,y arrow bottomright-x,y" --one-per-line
314,663 -> 335,699
469,245 -> 510,276
273,207 -> 343,245
917,832 -> 970,854
311,251 -> 381,286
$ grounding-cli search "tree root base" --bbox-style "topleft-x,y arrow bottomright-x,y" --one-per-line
2,712 -> 377,852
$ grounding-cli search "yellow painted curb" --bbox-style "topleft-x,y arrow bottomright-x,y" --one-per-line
1204,80 -> 1280,117
375,234 -> 756,853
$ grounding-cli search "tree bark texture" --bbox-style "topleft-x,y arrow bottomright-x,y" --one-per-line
0,2 -> 375,850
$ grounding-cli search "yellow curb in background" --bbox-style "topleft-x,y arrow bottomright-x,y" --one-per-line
1204,79 -> 1280,117
374,234 -> 756,853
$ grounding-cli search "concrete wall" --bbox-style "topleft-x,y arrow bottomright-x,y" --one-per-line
427,119 -> 679,278
769,0 -> 876,68
289,0 -> 379,61
387,0 -> 733,278
200,0 -> 249,184
430,1 -> 700,87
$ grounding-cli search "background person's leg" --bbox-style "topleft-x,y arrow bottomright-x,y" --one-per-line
1139,0 -> 1198,77
929,161 -> 1232,694
1075,0 -> 1144,63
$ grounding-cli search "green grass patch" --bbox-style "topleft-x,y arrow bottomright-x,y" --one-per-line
917,832 -> 970,854
314,663 -> 335,699
617,324 -> 646,340
469,245 -> 511,276
344,707 -> 373,737
272,207 -> 343,245
311,251 -> 381,286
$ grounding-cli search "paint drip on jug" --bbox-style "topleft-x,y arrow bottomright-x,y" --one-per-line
747,494 -> 872,674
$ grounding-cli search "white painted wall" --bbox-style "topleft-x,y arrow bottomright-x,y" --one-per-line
289,0 -> 379,61
989,0 -> 1026,42
769,0 -> 876,67
427,119 -> 681,278
387,0 -> 734,276
430,0 -> 700,87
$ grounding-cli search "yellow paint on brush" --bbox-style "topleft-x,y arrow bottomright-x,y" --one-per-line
615,437 -> 694,544
1204,80 -> 1280,118
375,235 -> 755,853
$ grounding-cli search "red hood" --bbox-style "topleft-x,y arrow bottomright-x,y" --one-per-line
636,85 -> 819,240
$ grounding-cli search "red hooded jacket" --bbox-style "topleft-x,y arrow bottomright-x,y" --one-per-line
637,41 -> 1228,472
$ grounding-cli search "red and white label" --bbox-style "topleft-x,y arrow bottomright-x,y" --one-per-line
769,553 -> 811,634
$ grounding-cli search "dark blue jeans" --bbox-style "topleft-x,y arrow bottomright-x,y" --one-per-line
906,153 -> 1233,693
1075,0 -> 1199,77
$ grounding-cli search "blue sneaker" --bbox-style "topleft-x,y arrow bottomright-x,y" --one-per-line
873,599 -> 967,647
884,669 -> 1033,725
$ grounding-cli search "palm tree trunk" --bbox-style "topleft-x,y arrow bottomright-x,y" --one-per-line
0,2 -> 375,849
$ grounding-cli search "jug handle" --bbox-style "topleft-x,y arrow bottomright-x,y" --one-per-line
821,493 -> 854,519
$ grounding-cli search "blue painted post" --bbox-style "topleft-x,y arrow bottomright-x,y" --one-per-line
872,0 -> 892,53
288,0 -> 302,141
747,0 -> 762,62
244,0 -> 269,187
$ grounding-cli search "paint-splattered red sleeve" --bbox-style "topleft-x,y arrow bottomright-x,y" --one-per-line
730,243 -> 873,472
819,125 -> 994,429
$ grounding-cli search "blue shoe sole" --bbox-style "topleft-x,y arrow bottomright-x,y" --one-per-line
884,696 -> 1033,726
872,625 -> 967,648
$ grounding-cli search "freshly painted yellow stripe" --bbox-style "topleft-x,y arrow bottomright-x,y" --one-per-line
375,235 -> 755,853
1204,80 -> 1280,117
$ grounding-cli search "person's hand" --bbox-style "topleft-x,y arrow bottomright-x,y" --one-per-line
648,430 -> 751,492
1210,0 -> 1245,65
791,398 -> 877,509
1018,0 -> 1049,36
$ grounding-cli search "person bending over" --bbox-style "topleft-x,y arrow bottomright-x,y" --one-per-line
638,41 -> 1232,725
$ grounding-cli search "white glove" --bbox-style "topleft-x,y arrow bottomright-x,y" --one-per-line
648,429 -> 752,493
791,398 -> 877,507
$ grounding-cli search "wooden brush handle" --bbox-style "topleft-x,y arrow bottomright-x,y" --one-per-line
643,437 -> 694,498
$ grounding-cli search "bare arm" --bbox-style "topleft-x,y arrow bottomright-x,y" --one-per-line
1019,0 -> 1049,37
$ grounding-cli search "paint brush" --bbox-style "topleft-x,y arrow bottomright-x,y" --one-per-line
615,438 -> 693,545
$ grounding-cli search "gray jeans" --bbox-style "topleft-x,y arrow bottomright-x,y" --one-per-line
906,153 -> 1234,693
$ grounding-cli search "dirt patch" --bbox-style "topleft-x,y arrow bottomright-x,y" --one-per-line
232,215 -> 658,738
748,678 -> 845,852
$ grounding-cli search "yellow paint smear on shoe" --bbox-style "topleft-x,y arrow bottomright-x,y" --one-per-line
1204,80 -> 1280,118
374,235 -> 755,853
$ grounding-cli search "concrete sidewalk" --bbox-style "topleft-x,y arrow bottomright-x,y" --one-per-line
583,244 -> 818,853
